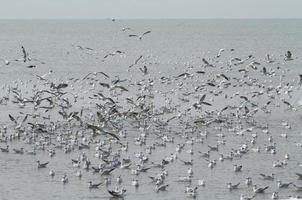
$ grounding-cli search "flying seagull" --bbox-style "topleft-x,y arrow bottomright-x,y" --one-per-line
82,71 -> 109,80
21,46 -> 28,62
103,50 -> 124,60
129,55 -> 143,68
128,31 -> 152,40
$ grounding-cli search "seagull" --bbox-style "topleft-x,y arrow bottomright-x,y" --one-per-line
104,177 -> 111,186
27,148 -> 36,155
61,174 -> 68,184
108,188 -> 126,198
208,144 -> 218,151
199,150 -> 210,158
272,192 -> 278,199
296,173 -> 302,180
73,44 -> 93,51
187,167 -> 193,176
217,73 -> 229,81
34,70 -> 53,81
75,170 -> 82,178
193,94 -> 212,109
285,50 -> 293,61
298,74 -> 302,85
260,173 -> 275,180
156,184 -> 169,192
49,169 -> 55,177
131,179 -> 139,187
21,46 -> 28,62
8,114 -> 28,130
88,181 -> 102,189
128,30 -> 152,40
185,186 -> 198,197
179,158 -> 193,165
101,167 -> 116,176
176,72 -> 192,78
103,50 -> 124,60
262,67 -> 268,75
217,49 -> 225,58
129,55 -> 143,68
116,175 -> 123,184
13,148 -> 24,154
82,71 -> 109,80
245,177 -> 252,186
293,184 -> 302,191
234,164 -> 243,172
202,58 -> 214,67
26,65 -> 36,68
37,161 -> 49,168
277,180 -> 293,188
253,185 -> 269,193
227,182 -> 240,190
198,179 -> 206,187
266,54 -> 275,63
0,58 -> 10,65
139,65 -> 148,75
177,176 -> 192,183
122,27 -> 132,31
240,194 -> 255,200
0,145 -> 9,153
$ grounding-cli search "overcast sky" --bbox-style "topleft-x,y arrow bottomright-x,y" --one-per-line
0,0 -> 301,19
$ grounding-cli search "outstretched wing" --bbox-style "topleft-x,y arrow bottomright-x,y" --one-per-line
8,114 -> 17,125
199,94 -> 206,103
128,34 -> 138,38
108,190 -> 119,197
142,30 -> 151,36
98,72 -> 109,78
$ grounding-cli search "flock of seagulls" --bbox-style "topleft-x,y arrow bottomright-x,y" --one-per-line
0,25 -> 302,200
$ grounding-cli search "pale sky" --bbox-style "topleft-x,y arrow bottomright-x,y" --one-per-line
0,0 -> 301,19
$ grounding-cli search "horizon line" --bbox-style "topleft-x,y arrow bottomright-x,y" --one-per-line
0,17 -> 301,20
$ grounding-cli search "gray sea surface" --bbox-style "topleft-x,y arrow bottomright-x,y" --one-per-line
0,19 -> 302,200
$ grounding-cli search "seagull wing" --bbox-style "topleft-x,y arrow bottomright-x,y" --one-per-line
166,116 -> 177,123
99,82 -> 110,88
21,46 -> 27,62
134,55 -> 143,64
240,96 -> 249,101
220,74 -> 229,81
108,190 -> 120,197
22,114 -> 28,124
95,182 -> 102,187
111,85 -> 128,92
102,130 -> 120,141
201,101 -> 212,106
199,94 -> 206,103
8,114 -> 17,125
128,34 -> 138,38
220,106 -> 229,112
98,72 -> 109,78
202,58 -> 209,65
259,173 -> 266,177
142,30 -> 151,36
82,72 -> 93,80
